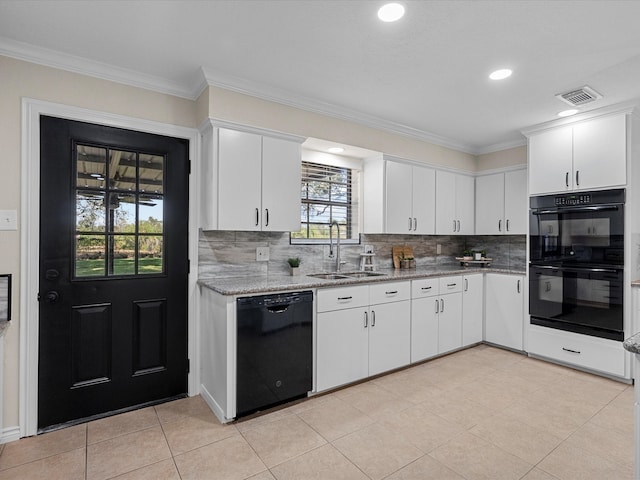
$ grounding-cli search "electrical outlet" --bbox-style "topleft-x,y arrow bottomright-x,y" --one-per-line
436,243 -> 442,255
0,210 -> 17,231
256,246 -> 270,262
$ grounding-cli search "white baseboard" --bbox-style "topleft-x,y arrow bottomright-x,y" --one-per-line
200,384 -> 232,424
1,426 -> 21,444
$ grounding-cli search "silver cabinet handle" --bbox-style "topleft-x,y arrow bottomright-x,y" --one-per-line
565,172 -> 569,187
440,298 -> 444,312
457,220 -> 460,232
421,286 -> 432,291
413,217 -> 417,231
385,290 -> 398,295
453,219 -> 456,232
498,219 -> 502,232
562,347 -> 581,354
371,310 -> 376,327
576,170 -> 580,187
447,283 -> 457,287
506,219 -> 510,232
264,208 -> 269,227
409,217 -> 413,231
364,311 -> 368,328
465,278 -> 468,291
517,279 -> 521,293
435,299 -> 439,314
255,207 -> 260,226
337,296 -> 353,301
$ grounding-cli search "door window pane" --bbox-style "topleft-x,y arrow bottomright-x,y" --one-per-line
75,235 -> 106,277
139,195 -> 163,234
76,192 -> 105,232
139,154 -> 164,194
138,236 -> 163,274
76,145 -> 106,190
109,235 -> 136,276
109,193 -> 136,233
109,150 -> 137,191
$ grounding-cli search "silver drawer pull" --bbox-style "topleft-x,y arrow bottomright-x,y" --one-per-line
385,290 -> 398,295
447,283 -> 457,287
337,296 -> 353,301
421,286 -> 432,290
562,347 -> 581,355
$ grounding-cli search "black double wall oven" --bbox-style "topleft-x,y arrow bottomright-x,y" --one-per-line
529,189 -> 624,341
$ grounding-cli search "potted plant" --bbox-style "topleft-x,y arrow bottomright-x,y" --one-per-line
287,257 -> 301,276
462,249 -> 473,261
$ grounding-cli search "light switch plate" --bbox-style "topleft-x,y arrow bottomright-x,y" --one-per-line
0,210 -> 18,231
436,243 -> 442,255
256,246 -> 270,262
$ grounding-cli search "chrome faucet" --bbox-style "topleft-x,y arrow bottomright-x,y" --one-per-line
329,220 -> 341,272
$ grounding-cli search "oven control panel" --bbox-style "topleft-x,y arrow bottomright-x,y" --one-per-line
554,194 -> 592,206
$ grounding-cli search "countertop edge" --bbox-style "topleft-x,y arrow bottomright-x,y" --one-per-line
623,332 -> 640,354
198,267 -> 526,296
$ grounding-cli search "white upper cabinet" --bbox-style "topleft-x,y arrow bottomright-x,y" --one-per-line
435,171 -> 475,235
200,122 -> 305,231
475,169 -> 527,235
528,113 -> 626,195
363,156 -> 435,234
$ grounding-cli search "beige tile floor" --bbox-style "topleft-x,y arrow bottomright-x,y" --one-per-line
0,345 -> 634,479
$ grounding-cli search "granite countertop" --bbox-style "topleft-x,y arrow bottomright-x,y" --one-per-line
623,332 -> 640,354
632,279 -> 640,287
198,266 -> 526,296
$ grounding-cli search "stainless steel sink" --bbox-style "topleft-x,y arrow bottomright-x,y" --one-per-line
307,271 -> 386,280
307,273 -> 351,280
340,271 -> 386,278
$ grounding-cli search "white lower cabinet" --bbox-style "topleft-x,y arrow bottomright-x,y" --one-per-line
316,282 -> 410,392
485,273 -> 524,350
462,274 -> 483,346
410,276 -> 463,362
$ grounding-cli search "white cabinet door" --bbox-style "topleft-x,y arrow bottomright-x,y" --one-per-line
528,126 -> 573,195
385,161 -> 413,234
438,292 -> 462,354
572,114 -> 626,191
316,307 -> 369,392
485,274 -> 524,350
435,171 -> 456,234
261,136 -> 302,232
217,128 -> 263,231
412,165 -> 436,234
475,173 -> 505,235
462,274 -> 483,346
369,301 -> 411,376
504,169 -> 528,234
411,296 -> 439,363
456,174 -> 475,234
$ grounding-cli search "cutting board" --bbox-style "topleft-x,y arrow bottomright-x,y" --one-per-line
392,246 -> 414,269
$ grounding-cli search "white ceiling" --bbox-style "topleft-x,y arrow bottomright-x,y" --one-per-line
2,0 -> 640,155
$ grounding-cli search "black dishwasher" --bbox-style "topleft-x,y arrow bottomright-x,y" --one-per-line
236,291 -> 313,418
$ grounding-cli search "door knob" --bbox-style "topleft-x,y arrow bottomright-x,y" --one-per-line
44,291 -> 60,304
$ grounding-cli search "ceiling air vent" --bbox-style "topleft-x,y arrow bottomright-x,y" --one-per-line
555,86 -> 602,106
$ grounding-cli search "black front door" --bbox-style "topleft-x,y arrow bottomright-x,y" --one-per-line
38,116 -> 189,430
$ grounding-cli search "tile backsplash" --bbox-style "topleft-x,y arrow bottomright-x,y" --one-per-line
198,230 -> 526,279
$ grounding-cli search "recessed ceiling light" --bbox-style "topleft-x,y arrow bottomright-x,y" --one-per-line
489,69 -> 513,80
328,147 -> 345,154
558,109 -> 579,117
378,3 -> 405,22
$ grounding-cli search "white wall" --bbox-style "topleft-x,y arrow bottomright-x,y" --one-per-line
477,145 -> 527,171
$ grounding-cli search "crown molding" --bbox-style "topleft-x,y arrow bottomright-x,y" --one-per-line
0,36 -> 195,99
475,137 -> 527,155
198,67 -> 480,155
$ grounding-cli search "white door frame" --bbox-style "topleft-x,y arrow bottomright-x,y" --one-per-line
20,98 -> 201,437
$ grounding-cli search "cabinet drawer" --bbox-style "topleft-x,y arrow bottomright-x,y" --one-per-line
317,285 -> 369,312
528,325 -> 626,378
411,278 -> 439,298
439,276 -> 463,294
370,281 -> 410,304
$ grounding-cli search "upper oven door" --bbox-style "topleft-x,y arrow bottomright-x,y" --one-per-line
529,203 -> 624,267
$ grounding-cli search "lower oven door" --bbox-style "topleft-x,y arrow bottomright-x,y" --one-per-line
529,265 -> 623,341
